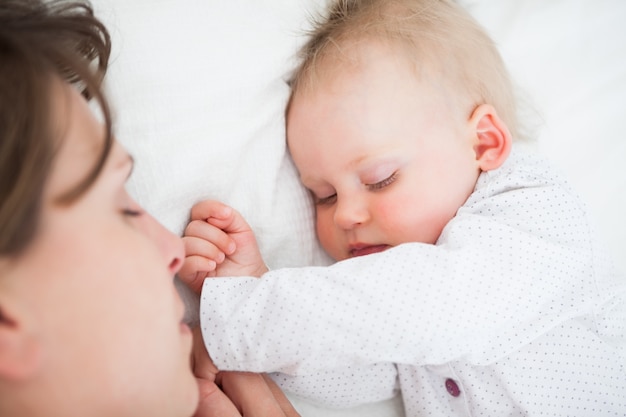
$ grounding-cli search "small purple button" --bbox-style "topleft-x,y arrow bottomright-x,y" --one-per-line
445,378 -> 461,397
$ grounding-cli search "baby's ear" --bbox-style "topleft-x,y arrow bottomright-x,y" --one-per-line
0,302 -> 41,381
470,104 -> 512,171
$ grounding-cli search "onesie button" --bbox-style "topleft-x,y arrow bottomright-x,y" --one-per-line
445,378 -> 461,397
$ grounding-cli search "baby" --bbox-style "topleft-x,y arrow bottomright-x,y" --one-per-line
180,0 -> 626,415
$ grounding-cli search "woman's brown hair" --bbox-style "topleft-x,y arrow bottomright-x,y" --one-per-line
0,0 -> 112,255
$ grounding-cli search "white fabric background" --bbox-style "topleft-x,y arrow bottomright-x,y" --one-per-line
94,1 -> 626,416
461,0 -> 626,276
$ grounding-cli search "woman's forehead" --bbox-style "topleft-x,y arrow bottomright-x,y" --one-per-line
44,84 -> 108,202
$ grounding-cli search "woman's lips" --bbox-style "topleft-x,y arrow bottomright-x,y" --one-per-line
180,321 -> 191,335
349,244 -> 390,257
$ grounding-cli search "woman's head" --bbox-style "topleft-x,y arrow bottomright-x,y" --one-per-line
0,0 -> 112,256
0,2 -> 197,416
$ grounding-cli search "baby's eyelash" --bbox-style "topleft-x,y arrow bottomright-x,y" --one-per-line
309,172 -> 397,205
367,171 -> 398,191
315,193 -> 337,206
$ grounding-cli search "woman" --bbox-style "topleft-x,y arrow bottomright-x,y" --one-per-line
0,1 -> 297,416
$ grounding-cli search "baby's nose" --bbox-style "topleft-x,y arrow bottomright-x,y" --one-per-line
333,195 -> 370,230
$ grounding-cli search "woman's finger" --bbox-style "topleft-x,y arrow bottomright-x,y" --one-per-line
219,371 -> 300,417
194,377 -> 241,417
262,374 -> 301,417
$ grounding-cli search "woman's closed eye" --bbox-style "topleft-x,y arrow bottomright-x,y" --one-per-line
120,189 -> 144,217
366,171 -> 398,191
122,207 -> 143,217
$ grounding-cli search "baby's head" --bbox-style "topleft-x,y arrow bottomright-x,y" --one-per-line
286,0 -> 515,260
289,0 -> 519,137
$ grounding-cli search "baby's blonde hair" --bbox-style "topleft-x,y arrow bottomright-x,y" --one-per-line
289,0 -> 524,141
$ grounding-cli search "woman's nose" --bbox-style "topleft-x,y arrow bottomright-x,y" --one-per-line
148,214 -> 185,275
166,234 -> 185,275
333,195 -> 369,230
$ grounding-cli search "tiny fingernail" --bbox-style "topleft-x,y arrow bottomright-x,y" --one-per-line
227,241 -> 236,254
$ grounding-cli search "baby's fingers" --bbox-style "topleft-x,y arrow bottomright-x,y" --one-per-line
190,200 -> 234,223
184,220 -> 236,256
179,255 -> 214,293
190,200 -> 252,236
184,234 -> 226,264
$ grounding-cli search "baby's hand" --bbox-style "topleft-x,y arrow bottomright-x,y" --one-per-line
179,200 -> 268,293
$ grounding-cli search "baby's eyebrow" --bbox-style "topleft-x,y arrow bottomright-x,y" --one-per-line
299,173 -> 323,188
355,154 -> 401,171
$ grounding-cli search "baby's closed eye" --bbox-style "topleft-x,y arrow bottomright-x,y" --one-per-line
366,171 -> 398,191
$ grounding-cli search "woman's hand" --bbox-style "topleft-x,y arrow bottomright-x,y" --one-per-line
195,372 -> 300,417
180,200 -> 268,293
191,327 -> 299,417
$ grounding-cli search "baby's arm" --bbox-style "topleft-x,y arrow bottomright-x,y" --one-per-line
180,202 -> 296,415
179,200 -> 268,292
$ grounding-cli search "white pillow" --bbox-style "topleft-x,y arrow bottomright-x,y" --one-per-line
95,0 -> 333,274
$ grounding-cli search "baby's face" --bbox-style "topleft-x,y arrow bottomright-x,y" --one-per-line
287,42 -> 482,261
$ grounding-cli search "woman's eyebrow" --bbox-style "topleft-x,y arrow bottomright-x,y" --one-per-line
125,155 -> 135,180
115,152 -> 135,179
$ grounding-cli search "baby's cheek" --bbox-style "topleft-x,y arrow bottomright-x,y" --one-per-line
377,197 -> 445,244
315,213 -> 343,260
